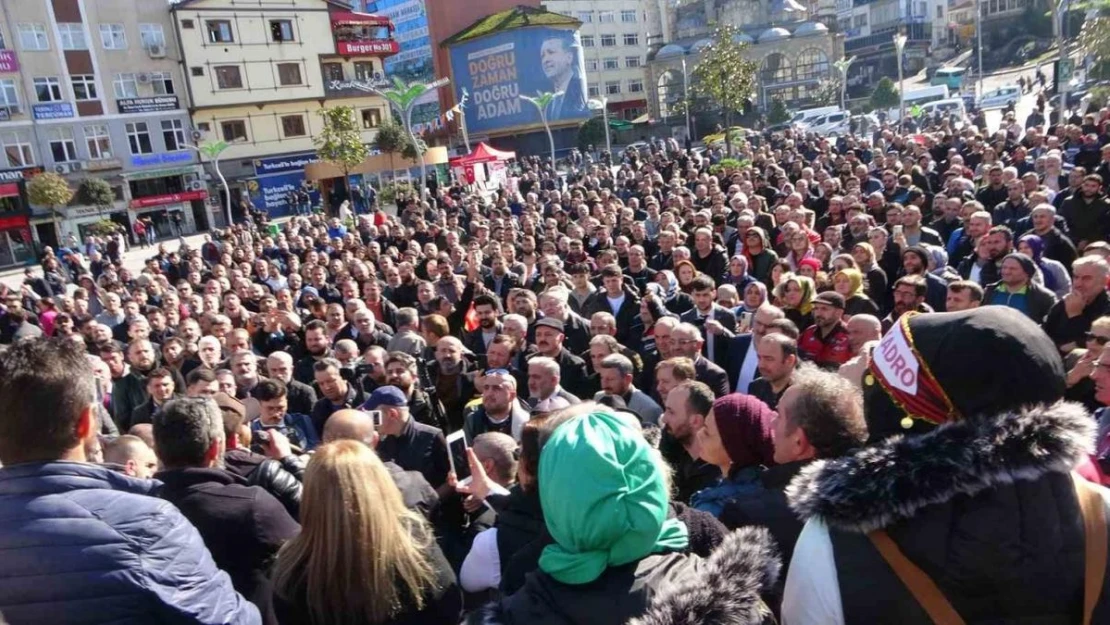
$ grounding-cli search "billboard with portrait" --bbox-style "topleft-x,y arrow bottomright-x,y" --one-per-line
448,26 -> 589,135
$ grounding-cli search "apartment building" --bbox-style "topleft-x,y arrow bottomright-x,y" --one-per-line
542,0 -> 664,121
171,0 -> 395,217
0,0 -> 202,260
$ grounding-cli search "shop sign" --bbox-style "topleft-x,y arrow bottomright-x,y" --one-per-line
131,151 -> 194,168
126,165 -> 197,181
337,39 -> 400,55
253,152 -> 320,176
85,158 -> 123,172
0,166 -> 42,182
32,102 -> 75,120
130,189 -> 206,209
65,205 -> 121,219
0,214 -> 28,230
0,50 -> 18,73
117,96 -> 179,114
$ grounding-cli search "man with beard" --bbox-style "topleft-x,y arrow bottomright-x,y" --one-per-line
464,369 -> 530,442
882,275 -> 931,332
293,320 -> 333,385
1027,204 -> 1078,268
649,230 -> 677,271
229,350 -> 263,401
691,227 -> 728,283
1044,255 -> 1110,353
112,339 -> 167,431
1061,174 -> 1110,247
624,245 -> 658,295
585,265 -> 643,351
993,180 -> 1032,231
797,292 -> 852,369
526,356 -> 580,406
840,214 -> 872,253
265,351 -> 317,415
661,380 -> 722,504
976,164 -> 1009,209
539,287 -> 592,355
431,336 -> 476,432
482,255 -> 522,305
748,333 -> 798,411
529,317 -> 590,399
464,294 -> 502,369
384,351 -> 444,430
901,246 -> 948,312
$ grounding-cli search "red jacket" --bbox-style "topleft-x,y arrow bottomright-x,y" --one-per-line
798,321 -> 852,368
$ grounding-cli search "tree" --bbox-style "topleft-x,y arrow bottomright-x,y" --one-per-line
1080,1 -> 1110,61
870,77 -> 900,110
372,116 -> 419,162
79,178 -> 114,218
768,98 -> 791,124
690,23 -> 758,156
27,172 -> 73,222
577,116 -> 606,151
315,106 -> 367,207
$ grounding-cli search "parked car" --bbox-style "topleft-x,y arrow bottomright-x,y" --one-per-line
979,85 -> 1021,109
805,111 -> 850,136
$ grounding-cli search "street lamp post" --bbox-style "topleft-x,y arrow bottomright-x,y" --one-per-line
588,97 -> 611,157
520,92 -> 560,172
894,32 -> 907,131
681,56 -> 692,144
833,56 -> 856,111
185,140 -> 233,228
975,0 -> 984,99
1056,0 -> 1069,120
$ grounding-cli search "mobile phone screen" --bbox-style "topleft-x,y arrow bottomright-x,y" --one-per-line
368,410 -> 383,427
447,432 -> 471,481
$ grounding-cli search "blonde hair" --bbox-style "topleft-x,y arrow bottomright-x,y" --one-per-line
272,441 -> 437,624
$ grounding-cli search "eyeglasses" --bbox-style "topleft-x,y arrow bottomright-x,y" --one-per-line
1086,332 -> 1110,346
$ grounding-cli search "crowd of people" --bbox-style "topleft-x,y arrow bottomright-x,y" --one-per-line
3,92 -> 1110,625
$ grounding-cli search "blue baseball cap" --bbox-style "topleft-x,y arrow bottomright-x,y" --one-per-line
362,385 -> 408,411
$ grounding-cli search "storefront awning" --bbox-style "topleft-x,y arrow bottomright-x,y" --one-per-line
631,113 -> 652,124
330,11 -> 392,27
0,183 -> 19,198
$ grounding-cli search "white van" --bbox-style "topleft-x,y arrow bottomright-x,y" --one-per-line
978,85 -> 1021,109
887,85 -> 950,120
805,111 -> 851,136
918,97 -> 967,121
791,106 -> 841,128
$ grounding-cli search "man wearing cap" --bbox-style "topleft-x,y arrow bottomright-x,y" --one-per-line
983,253 -> 1058,323
797,292 -> 852,370
530,317 -> 590,399
783,307 -> 1110,624
370,385 -> 451,491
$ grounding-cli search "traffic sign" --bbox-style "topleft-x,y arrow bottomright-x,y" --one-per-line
1059,58 -> 1074,84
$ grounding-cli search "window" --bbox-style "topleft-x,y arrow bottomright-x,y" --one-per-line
281,115 -> 306,137
629,79 -> 644,93
181,19 -> 195,29
190,66 -> 204,77
270,19 -> 294,42
18,24 -> 48,50
0,79 -> 19,109
206,20 -> 233,43
83,125 -> 112,159
623,33 -> 639,46
126,122 -> 153,154
0,28 -> 6,49
621,9 -> 638,23
33,77 -> 62,103
46,127 -> 77,163
277,63 -> 302,86
71,75 -> 98,101
161,119 -> 185,151
113,73 -> 138,98
601,34 -> 616,47
603,57 -> 619,70
196,122 -> 210,132
214,65 -> 243,89
587,84 -> 600,97
220,120 -> 247,142
854,14 -> 868,27
139,24 -> 165,49
361,108 -> 381,129
354,62 -> 376,81
795,49 -> 829,81
322,63 -> 344,81
99,24 -> 127,50
598,10 -> 615,22
626,55 -> 641,68
57,23 -> 87,50
151,71 -> 174,95
577,11 -> 593,22
605,80 -> 621,95
936,5 -> 944,17
1,130 -> 34,167
581,35 -> 595,47
586,58 -> 598,72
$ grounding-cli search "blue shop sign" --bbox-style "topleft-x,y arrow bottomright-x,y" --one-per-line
32,103 -> 74,120
253,152 -> 320,176
249,171 -> 320,217
130,152 -> 194,168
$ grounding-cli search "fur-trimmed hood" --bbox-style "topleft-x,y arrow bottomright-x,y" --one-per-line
468,527 -> 780,625
787,401 -> 1095,534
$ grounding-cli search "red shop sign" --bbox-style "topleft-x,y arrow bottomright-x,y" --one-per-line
130,189 -> 207,209
0,214 -> 29,230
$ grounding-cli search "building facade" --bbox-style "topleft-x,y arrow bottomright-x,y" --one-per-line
0,0 -> 203,261
541,0 -> 665,122
840,0 -> 932,87
171,0 -> 395,218
646,0 -> 843,127
361,0 -> 441,132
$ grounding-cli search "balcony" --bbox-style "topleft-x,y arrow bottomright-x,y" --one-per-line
330,11 -> 399,58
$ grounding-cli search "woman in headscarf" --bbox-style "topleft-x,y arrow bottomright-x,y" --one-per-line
774,274 -> 816,331
925,244 -> 960,284
692,394 -> 777,517
473,407 -> 779,625
724,255 -> 757,292
785,230 -> 816,273
738,281 -> 769,317
1018,233 -> 1071,298
654,270 -> 694,316
638,290 -> 673,355
832,268 -> 880,319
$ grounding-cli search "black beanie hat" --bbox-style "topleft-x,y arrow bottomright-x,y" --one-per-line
864,307 -> 1065,441
1004,252 -> 1037,279
902,246 -> 930,270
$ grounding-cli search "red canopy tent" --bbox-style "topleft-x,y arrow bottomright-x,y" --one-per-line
449,143 -> 517,166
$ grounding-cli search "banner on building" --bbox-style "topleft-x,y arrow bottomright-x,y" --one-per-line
448,26 -> 589,134
117,96 -> 180,114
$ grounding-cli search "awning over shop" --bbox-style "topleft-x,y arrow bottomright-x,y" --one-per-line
304,147 -> 449,181
609,119 -> 633,131
330,11 -> 392,27
631,113 -> 653,124
0,183 -> 19,198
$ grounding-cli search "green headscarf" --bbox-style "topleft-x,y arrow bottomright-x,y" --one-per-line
538,410 -> 689,585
